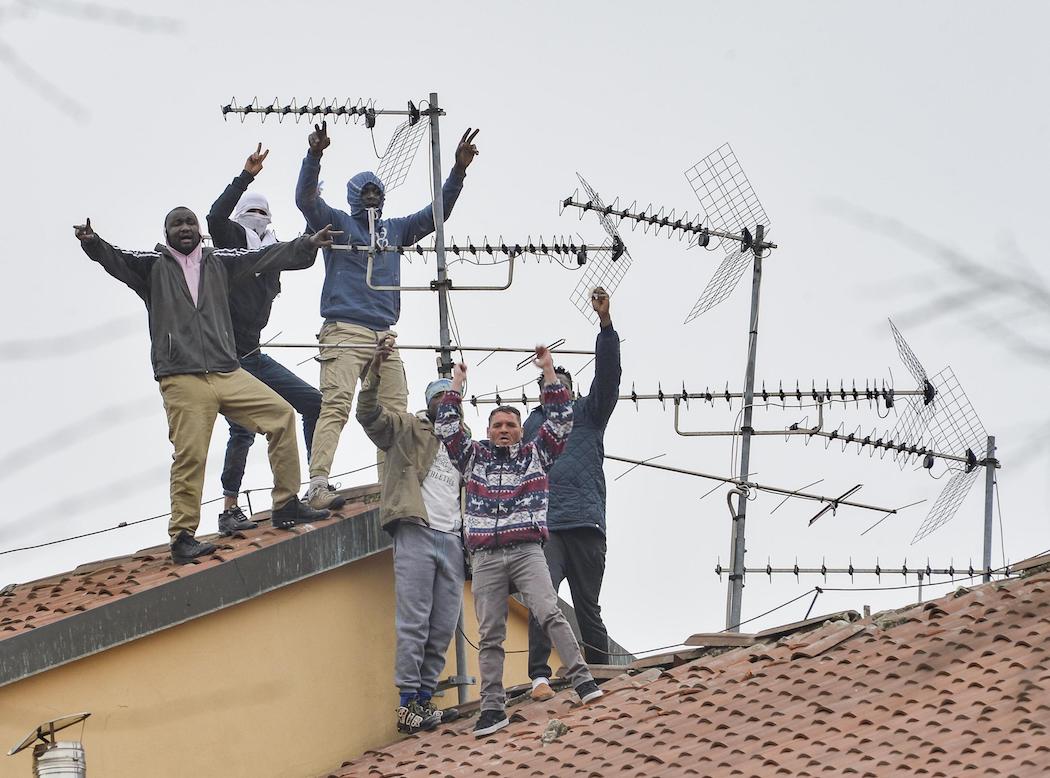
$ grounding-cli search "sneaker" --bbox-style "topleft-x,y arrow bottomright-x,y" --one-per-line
473,709 -> 509,738
396,700 -> 441,734
170,530 -> 217,565
218,506 -> 258,535
575,679 -> 603,704
306,482 -> 347,511
530,678 -> 555,702
416,699 -> 444,730
271,498 -> 330,530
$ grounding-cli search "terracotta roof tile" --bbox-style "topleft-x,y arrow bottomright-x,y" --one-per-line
0,487 -> 379,645
329,569 -> 1050,777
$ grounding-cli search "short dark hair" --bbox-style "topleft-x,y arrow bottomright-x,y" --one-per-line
488,405 -> 521,424
538,366 -> 573,392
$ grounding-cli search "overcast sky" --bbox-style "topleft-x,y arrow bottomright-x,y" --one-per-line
1,0 -> 1047,653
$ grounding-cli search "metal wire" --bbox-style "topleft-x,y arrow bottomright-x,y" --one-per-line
375,115 -> 430,192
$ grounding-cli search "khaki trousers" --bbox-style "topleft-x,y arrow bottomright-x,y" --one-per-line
309,321 -> 408,479
159,369 -> 301,539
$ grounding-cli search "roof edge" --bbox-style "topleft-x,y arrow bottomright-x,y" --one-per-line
0,503 -> 387,688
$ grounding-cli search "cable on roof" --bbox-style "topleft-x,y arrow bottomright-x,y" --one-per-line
0,461 -> 378,557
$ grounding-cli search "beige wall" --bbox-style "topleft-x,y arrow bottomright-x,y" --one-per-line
0,550 -> 560,778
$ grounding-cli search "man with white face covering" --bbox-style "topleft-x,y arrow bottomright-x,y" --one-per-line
207,143 -> 337,535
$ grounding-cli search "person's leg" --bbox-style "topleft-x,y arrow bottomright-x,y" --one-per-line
251,354 -> 322,463
375,330 -> 409,479
219,420 -> 256,507
159,375 -> 219,540
471,548 -> 511,713
418,529 -> 466,697
392,522 -> 438,701
527,532 -> 569,681
309,323 -> 375,481
562,528 -> 610,665
213,369 -> 300,511
509,544 -> 593,690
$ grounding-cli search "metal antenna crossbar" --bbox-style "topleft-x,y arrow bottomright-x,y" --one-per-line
220,97 -> 424,124
604,454 -> 903,516
265,342 -> 594,356
716,562 -> 996,581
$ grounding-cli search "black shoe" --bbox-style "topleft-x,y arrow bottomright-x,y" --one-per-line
417,699 -> 447,730
218,506 -> 258,535
396,700 -> 442,734
575,679 -> 603,704
170,530 -> 217,565
271,498 -> 330,530
473,709 -> 509,738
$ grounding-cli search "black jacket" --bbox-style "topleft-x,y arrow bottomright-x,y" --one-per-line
82,235 -> 317,379
206,169 -> 282,357
522,324 -> 621,535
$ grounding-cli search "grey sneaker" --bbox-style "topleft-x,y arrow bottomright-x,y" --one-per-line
575,679 -> 603,704
306,482 -> 347,511
218,506 -> 258,535
473,709 -> 509,738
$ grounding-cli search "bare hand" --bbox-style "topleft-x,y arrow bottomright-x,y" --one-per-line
73,217 -> 97,243
371,335 -> 395,370
308,121 -> 331,156
308,224 -> 342,249
454,128 -> 480,172
533,345 -> 554,375
452,360 -> 468,392
591,286 -> 611,325
244,142 -> 269,176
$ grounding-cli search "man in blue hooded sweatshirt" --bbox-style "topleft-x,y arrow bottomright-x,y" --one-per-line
296,121 -> 479,508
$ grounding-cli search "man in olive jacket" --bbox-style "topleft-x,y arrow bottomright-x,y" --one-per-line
356,337 -> 464,735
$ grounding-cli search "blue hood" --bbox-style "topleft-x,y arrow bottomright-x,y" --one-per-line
346,171 -> 386,217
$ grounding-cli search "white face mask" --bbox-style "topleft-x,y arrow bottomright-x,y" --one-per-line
237,212 -> 271,239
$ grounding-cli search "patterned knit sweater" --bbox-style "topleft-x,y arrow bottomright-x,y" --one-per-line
436,384 -> 573,551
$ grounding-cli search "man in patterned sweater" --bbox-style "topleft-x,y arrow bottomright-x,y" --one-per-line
436,346 -> 602,739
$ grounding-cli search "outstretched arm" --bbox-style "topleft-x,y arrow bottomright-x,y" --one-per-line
530,346 -> 574,470
355,337 -> 399,451
435,361 -> 477,474
74,218 -> 153,300
584,286 -> 622,427
220,226 -> 340,278
295,121 -> 343,230
392,128 -> 479,245
207,143 -> 268,248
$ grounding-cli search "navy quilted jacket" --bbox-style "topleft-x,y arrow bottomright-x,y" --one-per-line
523,324 -> 621,534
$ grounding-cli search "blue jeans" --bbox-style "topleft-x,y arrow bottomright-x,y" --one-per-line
220,353 -> 321,497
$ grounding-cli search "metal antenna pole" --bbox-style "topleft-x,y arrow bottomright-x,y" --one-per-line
426,91 -> 467,704
726,225 -> 766,631
982,435 -> 996,583
428,91 -> 453,379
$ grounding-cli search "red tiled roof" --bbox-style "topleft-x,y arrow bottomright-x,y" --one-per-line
0,486 -> 379,643
329,563 -> 1050,777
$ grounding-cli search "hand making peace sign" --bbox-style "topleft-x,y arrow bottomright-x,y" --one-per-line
308,121 -> 331,156
244,142 -> 269,176
454,128 -> 480,172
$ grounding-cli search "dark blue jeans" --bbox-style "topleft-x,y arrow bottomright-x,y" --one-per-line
220,353 -> 321,497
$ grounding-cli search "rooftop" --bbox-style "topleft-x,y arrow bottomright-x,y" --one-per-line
329,556 -> 1050,777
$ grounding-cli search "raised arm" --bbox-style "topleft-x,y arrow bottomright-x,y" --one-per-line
207,143 -> 267,248
295,121 -> 343,231
74,218 -> 154,301
530,346 -> 574,470
219,226 -> 338,278
435,361 -> 478,474
583,286 -> 621,427
389,128 -> 479,245
355,337 -> 400,451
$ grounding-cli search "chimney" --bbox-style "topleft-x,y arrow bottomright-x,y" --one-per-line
7,713 -> 90,777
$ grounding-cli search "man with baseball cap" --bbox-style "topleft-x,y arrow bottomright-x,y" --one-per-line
356,337 -> 465,735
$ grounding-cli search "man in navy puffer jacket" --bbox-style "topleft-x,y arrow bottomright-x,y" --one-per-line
522,287 -> 621,700
295,121 -> 479,508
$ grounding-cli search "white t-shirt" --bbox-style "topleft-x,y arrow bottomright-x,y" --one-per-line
420,443 -> 462,534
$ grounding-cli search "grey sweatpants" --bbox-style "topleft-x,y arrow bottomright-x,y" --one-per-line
472,542 -> 593,712
393,522 -> 465,695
